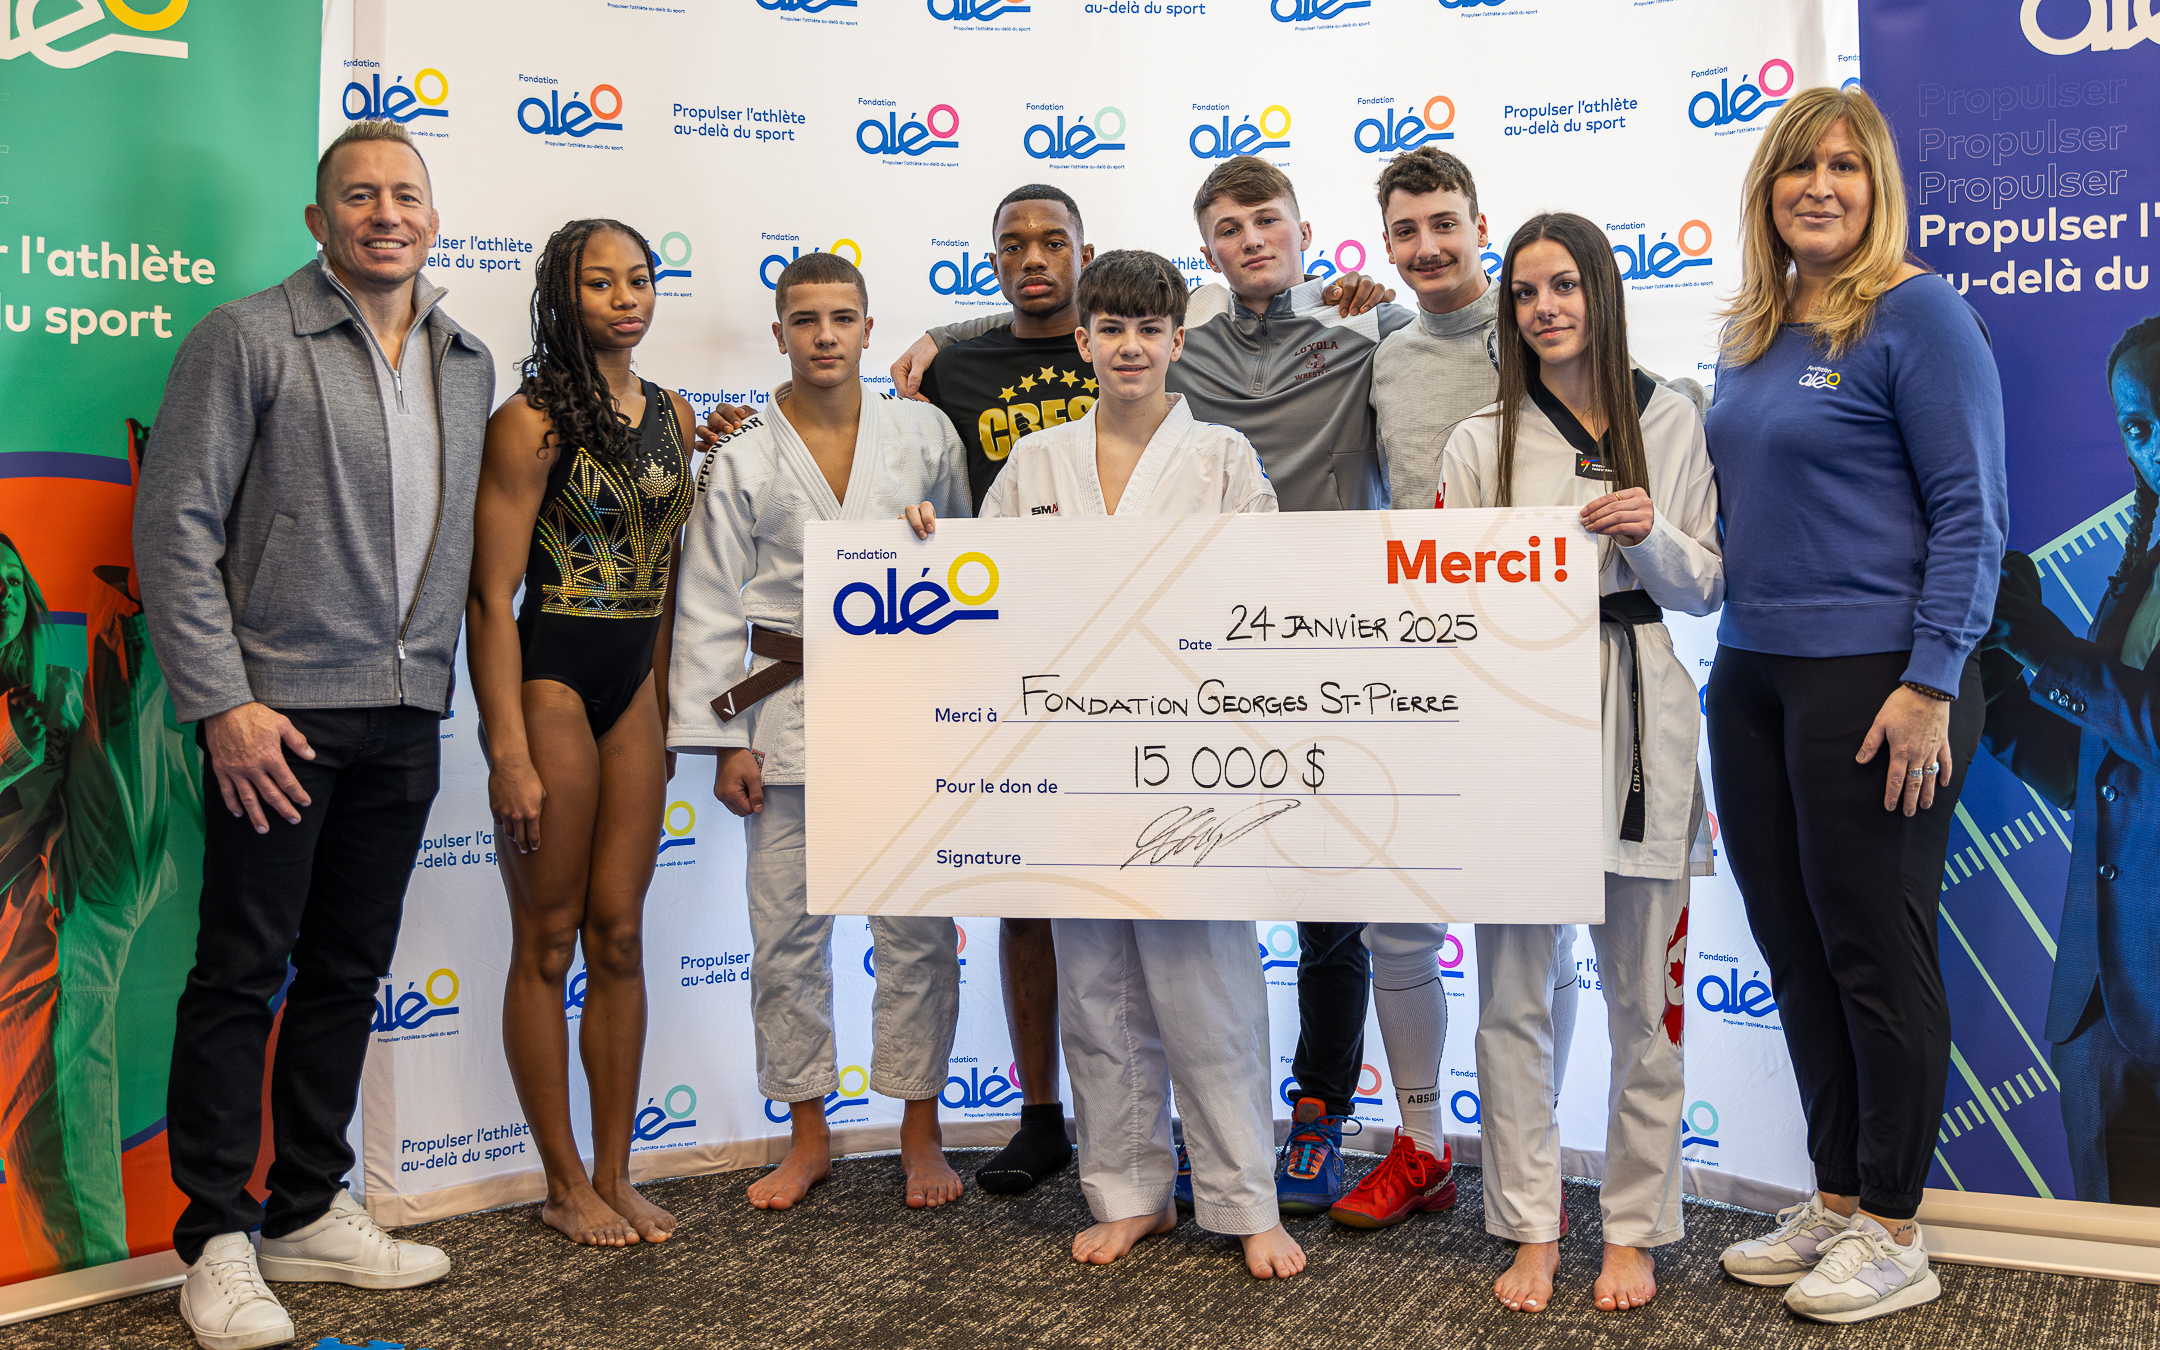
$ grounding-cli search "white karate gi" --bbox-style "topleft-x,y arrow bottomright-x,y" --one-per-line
1447,382 -> 1722,1246
984,395 -> 1282,1234
669,386 -> 973,1102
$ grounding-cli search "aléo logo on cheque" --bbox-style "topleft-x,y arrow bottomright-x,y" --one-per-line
835,553 -> 1000,635
344,67 -> 449,124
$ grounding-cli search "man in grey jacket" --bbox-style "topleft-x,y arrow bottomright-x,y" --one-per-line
134,120 -> 490,1350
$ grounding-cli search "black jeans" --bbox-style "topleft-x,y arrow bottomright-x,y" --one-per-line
2054,988 -> 2160,1206
1293,922 -> 1370,1118
1706,648 -> 1981,1221
168,706 -> 440,1262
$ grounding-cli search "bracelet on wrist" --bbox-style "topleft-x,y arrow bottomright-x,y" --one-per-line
1901,680 -> 1954,702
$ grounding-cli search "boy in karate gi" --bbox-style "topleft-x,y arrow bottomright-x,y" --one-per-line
670,253 -> 973,1211
905,250 -> 1301,1278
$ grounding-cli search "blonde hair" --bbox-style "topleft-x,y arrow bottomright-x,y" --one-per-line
1719,86 -> 1910,366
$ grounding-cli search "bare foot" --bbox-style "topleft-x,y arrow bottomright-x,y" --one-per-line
595,1178 -> 678,1243
1072,1205 -> 1177,1265
1495,1239 -> 1560,1312
1594,1242 -> 1657,1311
749,1130 -> 832,1210
1241,1223 -> 1307,1280
900,1098 -> 963,1209
539,1185 -> 638,1247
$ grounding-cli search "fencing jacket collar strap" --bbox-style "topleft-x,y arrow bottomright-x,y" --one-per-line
1413,282 -> 1498,341
768,380 -> 881,520
1071,394 -> 1197,516
1525,364 -> 1658,470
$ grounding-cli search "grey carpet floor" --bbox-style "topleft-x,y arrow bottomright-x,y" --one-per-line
12,1151 -> 2158,1349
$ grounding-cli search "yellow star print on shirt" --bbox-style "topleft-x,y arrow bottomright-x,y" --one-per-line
1038,365 -> 1057,382
1018,374 -> 1037,392
1083,378 -> 1098,392
1058,369 -> 1079,387
999,386 -> 1017,401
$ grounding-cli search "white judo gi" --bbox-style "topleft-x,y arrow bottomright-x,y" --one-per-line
668,386 -> 974,1103
1440,379 -> 1722,1247
983,394 -> 1283,1235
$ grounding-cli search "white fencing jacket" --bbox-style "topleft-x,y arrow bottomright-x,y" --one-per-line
667,385 -> 970,783
980,394 -> 1278,520
1440,378 -> 1722,879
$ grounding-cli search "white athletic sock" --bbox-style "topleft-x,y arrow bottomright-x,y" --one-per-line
1371,949 -> 1447,1156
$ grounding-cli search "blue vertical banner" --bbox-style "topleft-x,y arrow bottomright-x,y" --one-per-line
1860,0 -> 2157,1202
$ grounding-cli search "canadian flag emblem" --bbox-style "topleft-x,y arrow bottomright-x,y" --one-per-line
1663,906 -> 1689,1046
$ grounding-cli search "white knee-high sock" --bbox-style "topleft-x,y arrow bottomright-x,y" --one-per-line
1371,950 -> 1447,1155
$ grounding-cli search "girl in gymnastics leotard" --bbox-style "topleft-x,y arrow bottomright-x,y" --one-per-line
467,218 -> 696,1247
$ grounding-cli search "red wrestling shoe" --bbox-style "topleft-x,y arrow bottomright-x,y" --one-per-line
1327,1131 -> 1456,1229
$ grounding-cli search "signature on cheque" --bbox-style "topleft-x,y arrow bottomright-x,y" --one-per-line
1123,799 -> 1304,867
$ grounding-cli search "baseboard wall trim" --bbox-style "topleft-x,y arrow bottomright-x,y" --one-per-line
0,1250 -> 186,1329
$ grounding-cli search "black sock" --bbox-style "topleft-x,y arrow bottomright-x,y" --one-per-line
976,1103 -> 1072,1195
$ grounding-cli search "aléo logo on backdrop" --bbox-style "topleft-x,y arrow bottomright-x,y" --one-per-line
766,1065 -> 872,1123
929,0 -> 1031,21
517,77 -> 624,139
1688,58 -> 1793,130
1270,0 -> 1367,22
1191,105 -> 1291,159
1353,96 -> 1455,154
1024,107 -> 1128,161
858,105 -> 960,157
633,1084 -> 699,1143
1607,219 -> 1713,281
835,553 -> 1000,635
756,0 -> 856,11
373,968 -> 460,1033
2022,0 -> 2160,54
2,0 -> 188,67
927,236 -> 1000,297
760,237 -> 865,289
343,67 -> 449,124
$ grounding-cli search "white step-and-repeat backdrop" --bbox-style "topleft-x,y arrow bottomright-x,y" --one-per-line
318,0 -> 1859,1225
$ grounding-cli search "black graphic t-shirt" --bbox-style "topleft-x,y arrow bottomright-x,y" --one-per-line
918,323 -> 1095,510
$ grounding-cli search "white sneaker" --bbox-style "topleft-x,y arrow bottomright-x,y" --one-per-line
257,1188 -> 451,1290
178,1233 -> 294,1350
1783,1214 -> 1942,1324
1720,1194 -> 1851,1286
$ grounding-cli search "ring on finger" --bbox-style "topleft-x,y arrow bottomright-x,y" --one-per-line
1924,763 -> 1940,775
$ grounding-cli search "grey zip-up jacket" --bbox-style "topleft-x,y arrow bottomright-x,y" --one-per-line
135,261 -> 493,723
931,278 -> 1413,512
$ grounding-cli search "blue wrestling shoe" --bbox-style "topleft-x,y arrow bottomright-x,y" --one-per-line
1275,1096 -> 1346,1215
1173,1142 -> 1194,1211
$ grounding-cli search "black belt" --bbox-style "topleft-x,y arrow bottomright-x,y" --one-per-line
711,628 -> 803,723
1600,590 -> 1663,843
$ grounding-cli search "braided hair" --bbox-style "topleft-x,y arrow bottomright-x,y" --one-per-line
2104,316 -> 2160,590
520,218 -> 657,466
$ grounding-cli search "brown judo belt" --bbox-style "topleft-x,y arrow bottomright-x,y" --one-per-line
711,628 -> 803,723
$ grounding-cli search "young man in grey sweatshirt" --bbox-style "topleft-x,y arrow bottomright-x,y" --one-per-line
133,120 -> 489,1350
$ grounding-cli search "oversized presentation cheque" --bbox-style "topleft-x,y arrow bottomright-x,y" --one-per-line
802,508 -> 1604,923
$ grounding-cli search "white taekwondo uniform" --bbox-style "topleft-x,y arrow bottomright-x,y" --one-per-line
668,385 -> 973,1103
1443,374 -> 1721,1247
981,394 -> 1283,1236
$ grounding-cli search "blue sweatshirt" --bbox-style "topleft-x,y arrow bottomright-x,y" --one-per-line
1703,275 -> 2007,695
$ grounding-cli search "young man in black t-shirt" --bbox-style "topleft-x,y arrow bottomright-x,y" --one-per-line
917,183 -> 1095,1194
919,185 -> 1096,511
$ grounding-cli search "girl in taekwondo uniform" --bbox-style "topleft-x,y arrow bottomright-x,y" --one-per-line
1438,211 -> 1721,1317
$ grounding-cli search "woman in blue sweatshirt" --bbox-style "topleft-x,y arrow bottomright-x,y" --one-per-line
1700,87 -> 2006,1325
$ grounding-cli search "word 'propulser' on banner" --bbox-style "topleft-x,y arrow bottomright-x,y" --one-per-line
803,509 -> 1603,923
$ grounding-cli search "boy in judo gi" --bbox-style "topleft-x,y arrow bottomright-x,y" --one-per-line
904,250 -> 1301,1278
670,252 -> 974,1211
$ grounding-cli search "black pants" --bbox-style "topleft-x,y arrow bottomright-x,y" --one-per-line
1706,649 -> 1981,1221
1293,922 -> 1370,1118
168,706 -> 440,1262
2054,987 -> 2160,1205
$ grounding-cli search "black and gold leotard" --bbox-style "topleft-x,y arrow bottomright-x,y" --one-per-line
516,381 -> 696,737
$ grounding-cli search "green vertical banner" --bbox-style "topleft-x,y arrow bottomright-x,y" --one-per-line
0,1 -> 317,1283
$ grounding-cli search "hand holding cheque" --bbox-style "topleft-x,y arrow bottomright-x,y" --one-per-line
802,507 -> 1602,923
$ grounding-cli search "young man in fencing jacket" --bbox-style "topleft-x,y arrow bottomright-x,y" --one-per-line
667,252 -> 974,1213
906,249 -> 1301,1279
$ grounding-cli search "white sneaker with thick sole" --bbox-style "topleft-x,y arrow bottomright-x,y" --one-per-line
257,1188 -> 451,1290
1720,1195 -> 1852,1286
178,1233 -> 294,1350
1783,1215 -> 1942,1324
